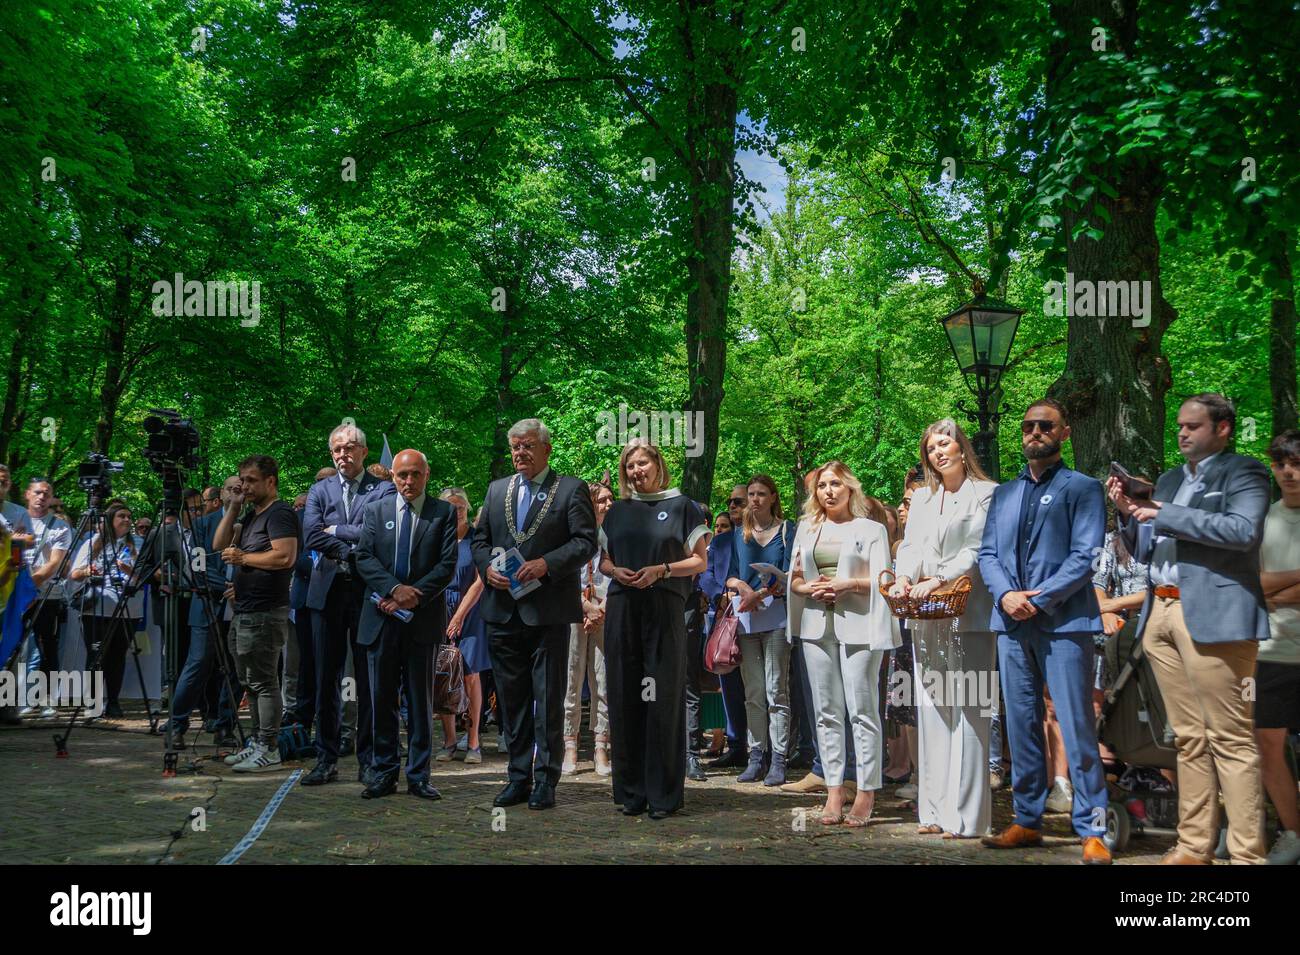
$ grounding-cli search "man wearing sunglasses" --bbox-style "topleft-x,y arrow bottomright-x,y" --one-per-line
978,398 -> 1111,864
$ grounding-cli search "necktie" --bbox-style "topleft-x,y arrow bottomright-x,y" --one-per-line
395,502 -> 412,582
516,479 -> 533,533
343,479 -> 356,521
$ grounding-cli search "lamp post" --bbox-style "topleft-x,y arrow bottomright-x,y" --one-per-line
940,280 -> 1024,482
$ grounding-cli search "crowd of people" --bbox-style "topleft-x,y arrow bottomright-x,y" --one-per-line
2,392 -> 1297,864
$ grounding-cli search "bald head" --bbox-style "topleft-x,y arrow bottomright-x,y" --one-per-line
391,449 -> 430,502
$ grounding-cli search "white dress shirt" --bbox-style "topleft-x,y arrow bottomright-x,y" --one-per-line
1148,452 -> 1220,587
392,493 -> 426,587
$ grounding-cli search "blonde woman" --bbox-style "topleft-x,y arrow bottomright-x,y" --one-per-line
891,419 -> 997,838
599,440 -> 710,819
788,461 -> 900,825
562,478 -> 614,776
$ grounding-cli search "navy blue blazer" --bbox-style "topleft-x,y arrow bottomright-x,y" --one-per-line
977,463 -> 1105,634
698,530 -> 733,604
353,495 -> 459,648
303,471 -> 395,609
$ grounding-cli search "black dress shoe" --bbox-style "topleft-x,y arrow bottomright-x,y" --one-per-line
361,775 -> 397,799
339,737 -> 356,757
493,781 -> 532,807
407,780 -> 442,800
621,803 -> 647,816
301,760 -> 338,786
687,755 -> 707,781
528,781 -> 556,810
708,746 -> 748,769
648,808 -> 675,820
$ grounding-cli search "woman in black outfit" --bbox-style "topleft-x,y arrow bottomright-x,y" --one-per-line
599,439 -> 711,819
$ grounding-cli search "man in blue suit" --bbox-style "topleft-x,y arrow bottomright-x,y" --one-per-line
300,423 -> 395,787
353,449 -> 458,800
977,397 -> 1111,864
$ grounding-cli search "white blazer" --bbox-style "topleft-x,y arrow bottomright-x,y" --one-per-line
893,478 -> 996,632
786,516 -> 900,650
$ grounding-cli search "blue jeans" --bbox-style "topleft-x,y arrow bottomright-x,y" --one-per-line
998,624 -> 1106,837
169,620 -> 240,736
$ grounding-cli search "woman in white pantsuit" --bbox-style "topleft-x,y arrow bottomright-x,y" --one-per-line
788,461 -> 900,826
891,419 -> 997,838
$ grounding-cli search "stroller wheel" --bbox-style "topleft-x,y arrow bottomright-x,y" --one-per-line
1104,800 -> 1131,853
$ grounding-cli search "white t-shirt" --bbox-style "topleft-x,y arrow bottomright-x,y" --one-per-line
25,511 -> 72,600
1259,499 -> 1300,665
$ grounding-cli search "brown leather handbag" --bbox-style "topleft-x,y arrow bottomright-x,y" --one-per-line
704,599 -> 742,675
433,643 -> 468,716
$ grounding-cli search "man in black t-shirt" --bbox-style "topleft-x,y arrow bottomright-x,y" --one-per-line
213,455 -> 299,772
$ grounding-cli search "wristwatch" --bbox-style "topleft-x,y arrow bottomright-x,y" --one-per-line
662,562 -> 672,580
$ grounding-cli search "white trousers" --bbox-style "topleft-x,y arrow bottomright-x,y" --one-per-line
800,633 -> 884,789
913,621 -> 995,836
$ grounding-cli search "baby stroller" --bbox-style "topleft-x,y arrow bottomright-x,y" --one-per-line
1096,620 -> 1179,852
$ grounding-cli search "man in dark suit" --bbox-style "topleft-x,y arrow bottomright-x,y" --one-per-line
471,418 -> 597,810
977,397 -> 1111,864
300,423 -> 395,787
353,449 -> 458,800
1109,393 -> 1270,864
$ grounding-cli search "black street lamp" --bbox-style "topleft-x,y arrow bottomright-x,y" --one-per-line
940,280 -> 1024,481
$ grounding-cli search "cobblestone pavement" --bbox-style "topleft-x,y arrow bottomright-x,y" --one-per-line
0,706 -> 1178,865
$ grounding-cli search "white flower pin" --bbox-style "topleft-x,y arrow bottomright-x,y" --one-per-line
536,491 -> 547,502
657,511 -> 668,521
385,520 -> 395,530
1040,494 -> 1053,505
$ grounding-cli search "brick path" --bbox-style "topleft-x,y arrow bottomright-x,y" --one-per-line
0,705 -> 1178,865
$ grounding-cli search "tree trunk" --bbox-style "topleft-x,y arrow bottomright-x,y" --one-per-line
1268,234 -> 1298,436
1045,0 -> 1174,481
678,9 -> 740,508
96,262 -> 133,454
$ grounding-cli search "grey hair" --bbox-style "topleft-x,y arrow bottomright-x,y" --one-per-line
328,422 -> 368,448
439,487 -> 470,507
507,418 -> 551,445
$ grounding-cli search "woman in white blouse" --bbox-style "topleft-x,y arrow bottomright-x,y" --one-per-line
69,503 -> 146,719
890,419 -> 997,838
788,461 -> 900,826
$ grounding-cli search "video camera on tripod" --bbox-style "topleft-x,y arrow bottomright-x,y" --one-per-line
142,409 -> 200,515
76,453 -> 124,509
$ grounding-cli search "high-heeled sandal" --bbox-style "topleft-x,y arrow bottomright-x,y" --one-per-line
818,805 -> 845,825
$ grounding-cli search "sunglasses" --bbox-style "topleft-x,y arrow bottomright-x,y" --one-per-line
1021,419 -> 1057,435
728,497 -> 745,507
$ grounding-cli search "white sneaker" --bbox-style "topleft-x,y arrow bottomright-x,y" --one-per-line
233,745 -> 284,773
1045,779 -> 1074,814
18,706 -> 37,717
896,783 -> 918,800
1267,830 -> 1300,865
224,740 -> 259,766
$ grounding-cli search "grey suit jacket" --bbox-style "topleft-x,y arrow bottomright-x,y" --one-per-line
1121,452 -> 1270,645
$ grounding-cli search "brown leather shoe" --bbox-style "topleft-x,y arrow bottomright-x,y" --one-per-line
1159,847 -> 1211,865
980,823 -> 1044,849
1082,837 -> 1112,865
779,772 -> 827,794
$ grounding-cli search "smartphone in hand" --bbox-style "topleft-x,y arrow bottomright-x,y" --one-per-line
1109,461 -> 1154,501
